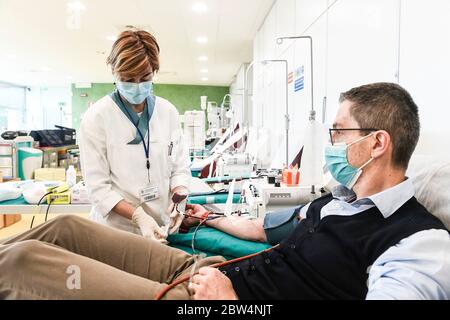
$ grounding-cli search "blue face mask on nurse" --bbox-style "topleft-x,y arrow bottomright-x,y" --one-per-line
116,80 -> 153,105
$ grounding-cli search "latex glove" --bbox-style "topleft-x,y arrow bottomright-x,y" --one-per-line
167,189 -> 188,234
132,207 -> 168,243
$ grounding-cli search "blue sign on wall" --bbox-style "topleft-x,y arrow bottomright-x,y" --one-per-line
294,66 -> 305,92
295,76 -> 304,92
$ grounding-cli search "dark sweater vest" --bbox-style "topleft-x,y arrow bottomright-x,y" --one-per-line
220,194 -> 447,299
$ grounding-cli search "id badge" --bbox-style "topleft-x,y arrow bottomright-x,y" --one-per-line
139,185 -> 160,203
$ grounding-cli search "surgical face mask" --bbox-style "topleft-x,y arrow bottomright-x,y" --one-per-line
324,133 -> 374,189
116,80 -> 153,105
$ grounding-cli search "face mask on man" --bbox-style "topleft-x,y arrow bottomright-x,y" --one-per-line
324,133 -> 374,189
116,80 -> 153,105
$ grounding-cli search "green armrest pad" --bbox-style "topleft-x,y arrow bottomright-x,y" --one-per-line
167,227 -> 271,259
0,196 -> 27,205
187,194 -> 241,204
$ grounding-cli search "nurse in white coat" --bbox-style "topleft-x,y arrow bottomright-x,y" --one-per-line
79,29 -> 191,242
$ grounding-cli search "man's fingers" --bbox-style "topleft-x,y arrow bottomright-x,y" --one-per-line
192,291 -> 203,300
198,267 -> 214,275
184,210 -> 195,219
187,204 -> 204,211
189,282 -> 207,300
188,281 -> 198,293
191,274 -> 203,284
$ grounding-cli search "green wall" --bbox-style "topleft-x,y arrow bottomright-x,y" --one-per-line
71,83 -> 229,131
71,83 -> 115,131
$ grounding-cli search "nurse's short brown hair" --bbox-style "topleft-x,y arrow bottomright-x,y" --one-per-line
106,29 -> 160,80
340,82 -> 420,170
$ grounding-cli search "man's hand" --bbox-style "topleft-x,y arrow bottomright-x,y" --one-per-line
189,267 -> 238,300
186,204 -> 209,218
180,204 -> 210,230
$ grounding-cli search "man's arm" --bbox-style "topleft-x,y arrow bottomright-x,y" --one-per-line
366,229 -> 450,300
184,204 -> 267,242
206,215 -> 267,242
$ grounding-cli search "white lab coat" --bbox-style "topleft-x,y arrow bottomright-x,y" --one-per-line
79,95 -> 191,234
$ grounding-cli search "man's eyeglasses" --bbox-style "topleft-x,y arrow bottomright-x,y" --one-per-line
329,128 -> 378,145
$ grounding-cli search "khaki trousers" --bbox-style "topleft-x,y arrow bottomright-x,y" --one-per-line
0,215 -> 225,300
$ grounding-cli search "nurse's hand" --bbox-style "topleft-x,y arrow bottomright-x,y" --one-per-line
189,267 -> 238,300
132,207 -> 168,243
167,189 -> 189,234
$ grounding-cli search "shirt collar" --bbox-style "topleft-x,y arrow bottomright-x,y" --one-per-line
331,178 -> 415,218
367,178 -> 415,218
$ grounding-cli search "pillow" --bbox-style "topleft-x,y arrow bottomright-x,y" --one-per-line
0,185 -> 22,203
407,155 -> 450,230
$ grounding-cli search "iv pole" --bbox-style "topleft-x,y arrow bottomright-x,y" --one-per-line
276,36 -> 320,196
276,36 -> 314,119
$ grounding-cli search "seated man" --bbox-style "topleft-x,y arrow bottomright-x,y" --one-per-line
1,82 -> 449,300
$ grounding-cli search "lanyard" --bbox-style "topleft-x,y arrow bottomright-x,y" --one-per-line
117,93 -> 152,180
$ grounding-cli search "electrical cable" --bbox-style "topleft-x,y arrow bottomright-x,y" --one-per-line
30,191 -> 52,229
29,184 -> 67,229
44,198 -> 54,222
29,216 -> 35,230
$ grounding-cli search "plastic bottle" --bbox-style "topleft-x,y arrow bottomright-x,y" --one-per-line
66,165 -> 76,187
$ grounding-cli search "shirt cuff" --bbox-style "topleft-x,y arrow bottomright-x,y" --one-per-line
170,174 -> 190,192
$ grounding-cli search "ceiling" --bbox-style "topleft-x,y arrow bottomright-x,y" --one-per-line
0,0 -> 275,87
